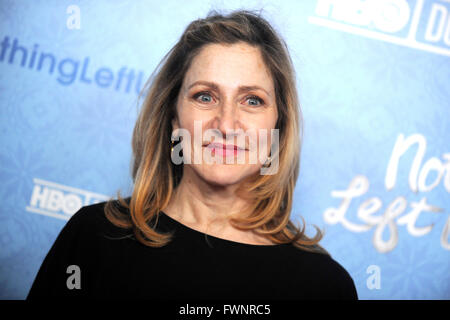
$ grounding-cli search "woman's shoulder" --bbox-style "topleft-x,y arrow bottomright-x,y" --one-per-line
65,200 -> 109,230
284,245 -> 358,299
64,198 -> 131,239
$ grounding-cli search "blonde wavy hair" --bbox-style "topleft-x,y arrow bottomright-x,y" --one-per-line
104,9 -> 328,254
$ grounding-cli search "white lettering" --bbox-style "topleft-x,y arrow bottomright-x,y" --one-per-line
323,175 -> 372,232
425,4 -> 448,43
417,157 -> 446,192
397,197 -> 442,236
66,265 -> 81,289
325,133 -> 448,253
314,0 -> 410,33
441,216 -> 450,250
371,0 -> 410,33
47,189 -> 65,211
385,133 -> 426,193
66,5 -> 81,30
372,196 -> 407,253
30,185 -> 48,208
366,265 -> 381,289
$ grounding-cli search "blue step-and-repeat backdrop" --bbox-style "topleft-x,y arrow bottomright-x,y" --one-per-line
1,0 -> 449,299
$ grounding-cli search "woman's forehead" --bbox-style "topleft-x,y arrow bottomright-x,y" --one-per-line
183,42 -> 274,93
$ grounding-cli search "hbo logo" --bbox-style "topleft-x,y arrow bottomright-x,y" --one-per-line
30,185 -> 83,215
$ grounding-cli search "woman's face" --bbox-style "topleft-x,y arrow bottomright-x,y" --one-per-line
172,41 -> 278,187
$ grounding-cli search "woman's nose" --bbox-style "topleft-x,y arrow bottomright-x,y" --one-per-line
216,100 -> 241,135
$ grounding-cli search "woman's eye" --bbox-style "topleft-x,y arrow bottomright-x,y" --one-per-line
246,95 -> 264,106
193,92 -> 264,106
194,92 -> 214,103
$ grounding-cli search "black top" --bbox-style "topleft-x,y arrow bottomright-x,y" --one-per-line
27,199 -> 358,300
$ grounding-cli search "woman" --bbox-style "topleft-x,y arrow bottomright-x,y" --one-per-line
27,9 -> 358,300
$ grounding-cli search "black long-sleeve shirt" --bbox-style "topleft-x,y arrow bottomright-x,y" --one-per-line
27,199 -> 358,300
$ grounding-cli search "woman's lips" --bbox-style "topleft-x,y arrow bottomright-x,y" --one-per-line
203,142 -> 246,156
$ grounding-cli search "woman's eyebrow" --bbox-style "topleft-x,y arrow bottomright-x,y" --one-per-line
187,80 -> 271,97
239,85 -> 271,97
188,80 -> 219,91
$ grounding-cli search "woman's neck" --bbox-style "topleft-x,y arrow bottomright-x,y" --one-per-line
165,169 -> 244,225
162,168 -> 274,245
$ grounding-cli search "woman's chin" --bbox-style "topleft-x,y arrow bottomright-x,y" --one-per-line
194,164 -> 260,187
